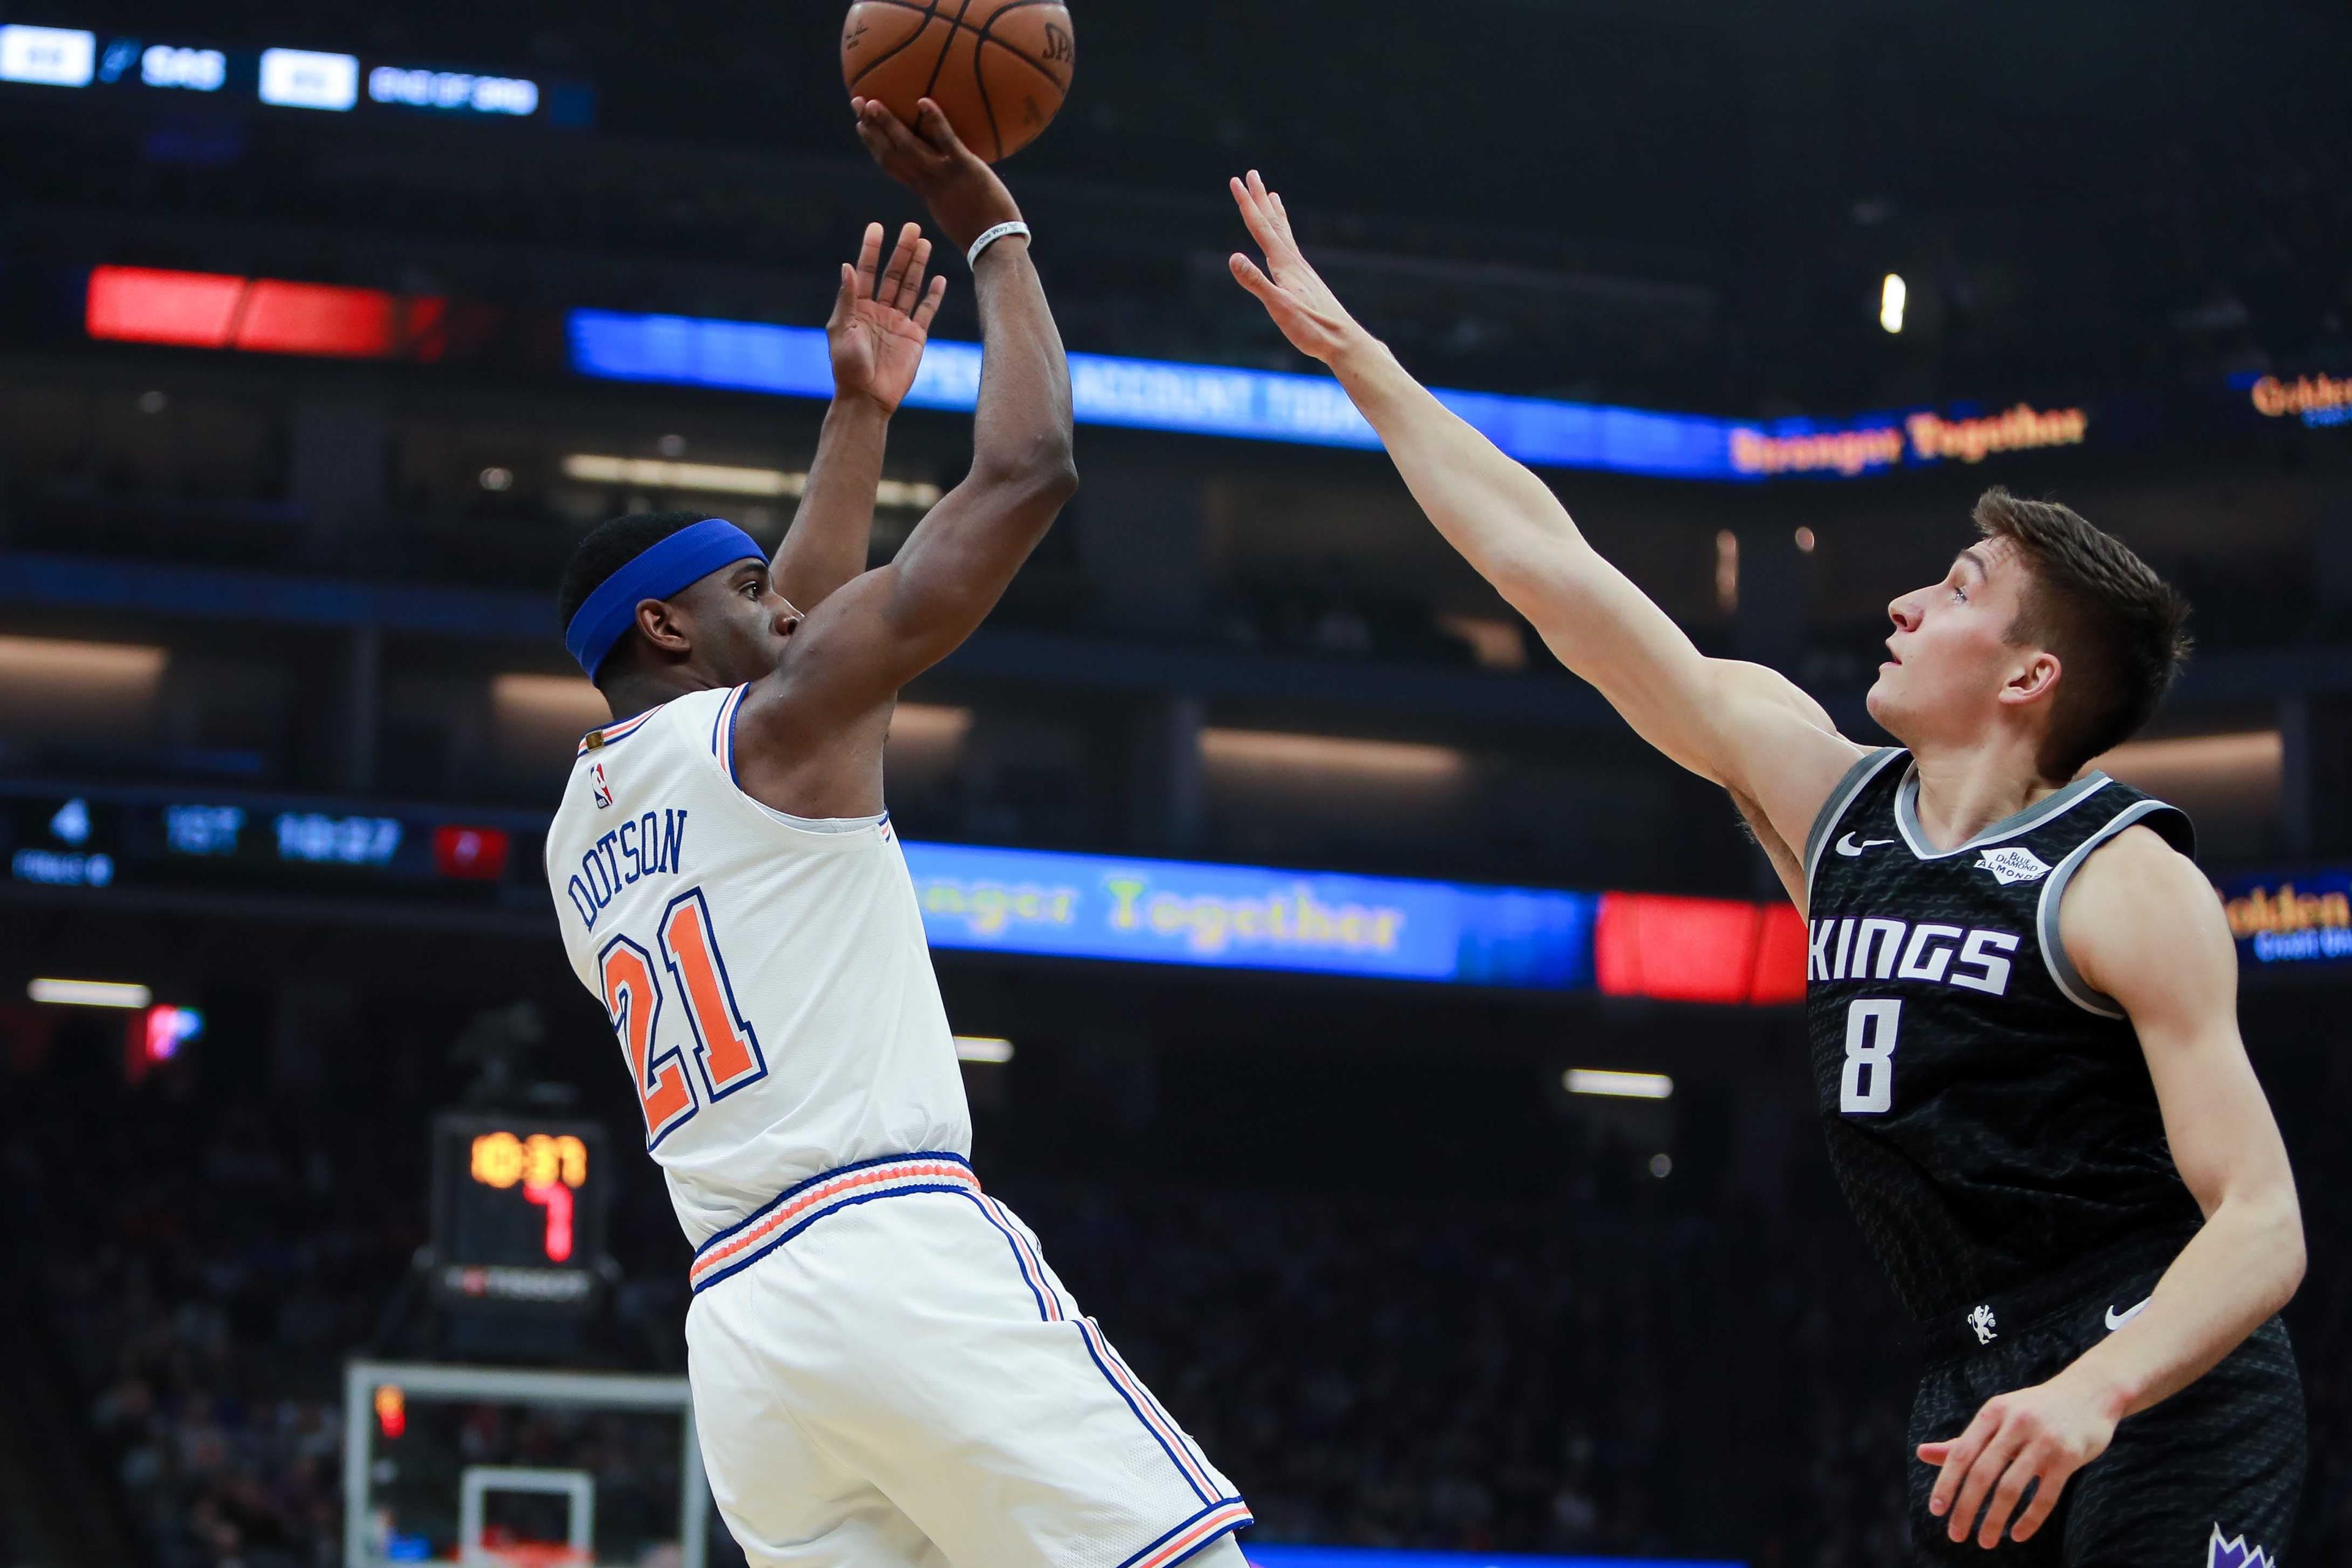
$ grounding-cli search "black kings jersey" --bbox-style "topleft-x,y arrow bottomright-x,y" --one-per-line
1801,749 -> 2206,1322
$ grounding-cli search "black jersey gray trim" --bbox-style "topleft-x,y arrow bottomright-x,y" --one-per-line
1802,747 -> 1905,893
1893,765 -> 2113,861
2036,798 -> 2180,1018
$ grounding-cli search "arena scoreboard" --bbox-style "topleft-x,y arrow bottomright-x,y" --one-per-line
428,1114 -> 609,1311
2,783 -> 546,912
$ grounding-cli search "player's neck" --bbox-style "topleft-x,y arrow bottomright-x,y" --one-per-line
1906,736 -> 2070,853
601,665 -> 717,725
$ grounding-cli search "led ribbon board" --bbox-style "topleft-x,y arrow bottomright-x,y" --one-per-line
903,841 -> 1597,988
568,309 -> 2090,483
1,785 -> 1802,998
0,26 -> 590,122
1242,1548 -> 1745,1567
2217,867 -> 2352,967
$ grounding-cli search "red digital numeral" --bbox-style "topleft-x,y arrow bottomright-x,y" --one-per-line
524,1179 -> 575,1262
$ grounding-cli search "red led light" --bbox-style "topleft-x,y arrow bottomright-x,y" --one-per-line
1595,892 -> 1768,1005
86,266 -> 447,360
432,826 -> 511,881
525,1178 -> 575,1262
1747,904 -> 1809,1005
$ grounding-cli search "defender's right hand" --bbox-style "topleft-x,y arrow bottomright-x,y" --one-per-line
852,97 -> 1021,254
1229,169 -> 1370,364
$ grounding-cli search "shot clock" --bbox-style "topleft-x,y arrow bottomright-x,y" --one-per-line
428,1114 -> 609,1311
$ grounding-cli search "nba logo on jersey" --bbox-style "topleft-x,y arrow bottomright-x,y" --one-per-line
592,763 -> 614,810
2207,1527 -> 2273,1568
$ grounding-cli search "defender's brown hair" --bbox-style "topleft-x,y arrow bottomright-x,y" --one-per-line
1973,488 -> 2192,780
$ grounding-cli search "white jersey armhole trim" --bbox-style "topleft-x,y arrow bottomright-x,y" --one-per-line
2036,798 -> 2179,1019
691,684 -> 891,850
750,802 -> 886,835
1803,747 -> 1905,897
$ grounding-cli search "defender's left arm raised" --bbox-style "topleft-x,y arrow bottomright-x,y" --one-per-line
1919,826 -> 2305,1549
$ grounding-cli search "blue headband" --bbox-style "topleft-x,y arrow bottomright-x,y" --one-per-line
565,518 -> 767,678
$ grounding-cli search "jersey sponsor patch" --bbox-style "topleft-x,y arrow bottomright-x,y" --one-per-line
2207,1526 -> 2274,1568
1975,845 -> 2053,884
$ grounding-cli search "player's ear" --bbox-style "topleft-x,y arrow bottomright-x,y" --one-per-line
1999,648 -> 2060,707
635,597 -> 694,658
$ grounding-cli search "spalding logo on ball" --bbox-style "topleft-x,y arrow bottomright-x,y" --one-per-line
842,0 -> 1075,164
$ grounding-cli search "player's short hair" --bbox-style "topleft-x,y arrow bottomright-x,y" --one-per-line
1973,488 -> 2191,780
557,512 -> 709,680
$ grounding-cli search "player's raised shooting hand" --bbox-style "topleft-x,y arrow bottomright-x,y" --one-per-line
852,97 -> 1022,254
1229,170 -> 1369,365
829,221 -> 948,413
1918,1371 -> 2122,1548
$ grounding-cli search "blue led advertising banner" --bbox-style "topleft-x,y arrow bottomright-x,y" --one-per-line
900,841 -> 1597,989
2216,866 -> 2352,968
566,309 -> 2090,484
1242,1548 -> 1743,1568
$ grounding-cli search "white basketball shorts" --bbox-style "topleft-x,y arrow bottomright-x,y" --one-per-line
683,1153 -> 1251,1568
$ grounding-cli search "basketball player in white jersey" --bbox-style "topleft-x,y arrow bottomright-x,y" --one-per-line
545,102 -> 1250,1568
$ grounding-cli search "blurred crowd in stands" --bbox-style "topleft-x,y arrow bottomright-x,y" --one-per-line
2,1029 -> 2342,1568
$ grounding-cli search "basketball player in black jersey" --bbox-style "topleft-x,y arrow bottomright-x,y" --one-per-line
1229,174 -> 2308,1565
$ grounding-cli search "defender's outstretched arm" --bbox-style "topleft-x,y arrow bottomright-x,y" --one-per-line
1228,172 -> 1861,860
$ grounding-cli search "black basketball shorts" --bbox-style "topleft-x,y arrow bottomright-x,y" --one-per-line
1906,1264 -> 2305,1567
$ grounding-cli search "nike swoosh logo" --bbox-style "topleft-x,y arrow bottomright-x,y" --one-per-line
2105,1297 -> 2152,1332
1835,833 -> 1897,857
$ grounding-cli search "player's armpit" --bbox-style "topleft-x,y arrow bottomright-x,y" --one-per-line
1670,660 -> 1869,862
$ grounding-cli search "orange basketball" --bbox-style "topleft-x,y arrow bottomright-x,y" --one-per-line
841,1 -> 1075,164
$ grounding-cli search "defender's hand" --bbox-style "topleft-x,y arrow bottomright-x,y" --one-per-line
1919,1373 -> 2122,1548
829,221 -> 948,413
1228,169 -> 1370,364
851,97 -> 1021,252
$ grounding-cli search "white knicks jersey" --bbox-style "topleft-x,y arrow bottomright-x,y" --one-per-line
545,685 -> 970,1248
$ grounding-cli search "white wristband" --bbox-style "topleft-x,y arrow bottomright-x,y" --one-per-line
966,221 -> 1031,268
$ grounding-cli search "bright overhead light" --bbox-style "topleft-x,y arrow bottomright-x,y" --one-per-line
1200,729 -> 1464,779
29,978 -> 153,1009
1565,1068 -> 1674,1100
954,1036 -> 1014,1064
1880,273 -> 1907,334
561,454 -> 940,509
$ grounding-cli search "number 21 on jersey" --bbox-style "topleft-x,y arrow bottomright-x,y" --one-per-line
1840,998 -> 1902,1114
598,887 -> 767,1145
